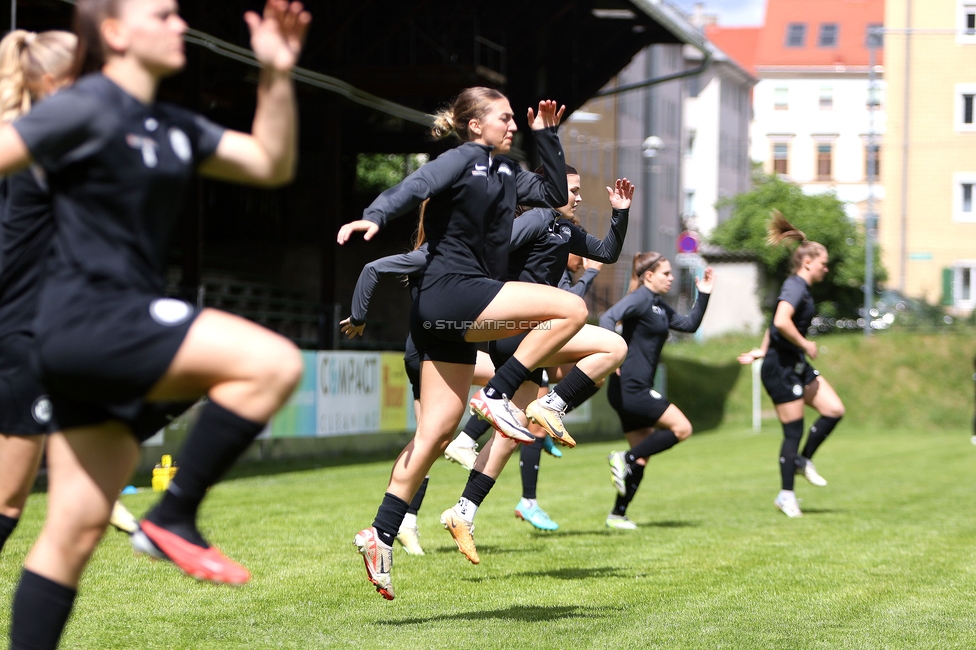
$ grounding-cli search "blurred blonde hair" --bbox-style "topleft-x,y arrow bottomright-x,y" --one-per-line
767,210 -> 827,273
0,30 -> 76,123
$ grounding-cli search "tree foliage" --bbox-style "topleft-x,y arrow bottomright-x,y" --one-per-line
710,174 -> 887,317
356,153 -> 429,194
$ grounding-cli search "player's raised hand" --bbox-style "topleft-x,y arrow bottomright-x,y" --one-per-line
607,178 -> 635,210
245,0 -> 311,73
527,100 -> 566,130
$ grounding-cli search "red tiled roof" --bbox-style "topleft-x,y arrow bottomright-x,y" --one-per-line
705,26 -> 760,75
755,0 -> 884,68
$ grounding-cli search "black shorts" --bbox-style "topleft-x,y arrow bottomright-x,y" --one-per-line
404,335 -> 421,401
410,273 -> 504,364
36,284 -> 200,441
761,347 -> 819,405
487,332 -> 546,386
0,332 -> 58,436
606,374 -> 671,432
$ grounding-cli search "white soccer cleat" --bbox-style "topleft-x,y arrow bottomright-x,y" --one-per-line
469,389 -> 534,443
353,527 -> 395,600
396,523 -> 425,556
109,500 -> 138,535
795,456 -> 827,487
444,437 -> 479,471
774,492 -> 803,518
607,451 -> 629,497
605,514 -> 638,530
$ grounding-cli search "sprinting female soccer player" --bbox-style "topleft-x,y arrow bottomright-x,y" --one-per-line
438,169 -> 631,561
339,88 -> 598,599
601,253 -> 713,530
0,29 -> 77,558
0,1 -> 310,647
737,212 -> 845,518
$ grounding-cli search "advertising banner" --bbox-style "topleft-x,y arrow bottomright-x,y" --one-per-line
315,351 -> 381,436
270,350 -> 318,437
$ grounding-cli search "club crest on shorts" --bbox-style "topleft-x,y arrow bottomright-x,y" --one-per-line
32,396 -> 53,424
649,389 -> 662,400
169,127 -> 192,163
149,298 -> 193,326
792,384 -> 803,397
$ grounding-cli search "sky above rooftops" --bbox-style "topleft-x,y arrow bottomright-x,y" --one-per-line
670,0 -> 766,26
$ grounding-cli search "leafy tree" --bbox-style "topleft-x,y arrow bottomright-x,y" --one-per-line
356,153 -> 429,194
710,174 -> 886,318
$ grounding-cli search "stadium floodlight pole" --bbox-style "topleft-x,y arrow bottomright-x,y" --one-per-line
864,28 -> 880,337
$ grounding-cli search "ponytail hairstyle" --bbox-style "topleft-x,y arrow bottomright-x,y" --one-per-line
70,0 -> 124,80
0,30 -> 76,123
431,86 -> 507,142
628,251 -> 666,293
412,199 -> 428,250
767,210 -> 827,274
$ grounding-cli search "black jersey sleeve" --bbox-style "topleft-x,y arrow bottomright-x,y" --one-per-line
509,209 -> 549,251
663,292 -> 711,333
12,88 -> 108,172
349,246 -> 429,324
568,207 -> 629,263
599,290 -> 645,330
362,148 -> 468,227
777,275 -> 807,311
512,127 -> 568,209
188,114 -> 227,162
563,267 -> 599,298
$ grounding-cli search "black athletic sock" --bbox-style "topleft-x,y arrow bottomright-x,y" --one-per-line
780,418 -> 804,491
407,477 -> 429,515
625,430 -> 680,464
10,569 -> 76,650
484,357 -> 530,399
372,493 -> 410,546
146,399 -> 264,547
461,470 -> 496,506
565,383 -> 601,414
612,462 -> 645,516
801,416 -> 842,459
552,366 -> 596,404
0,513 -> 19,553
519,438 -> 544,500
462,415 -> 494,443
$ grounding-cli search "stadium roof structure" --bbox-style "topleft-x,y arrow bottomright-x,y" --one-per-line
8,0 -> 712,348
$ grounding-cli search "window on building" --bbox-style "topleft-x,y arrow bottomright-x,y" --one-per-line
819,87 -> 833,110
865,143 -> 881,181
956,85 -> 976,131
773,143 -> 789,175
954,174 -> 976,221
865,23 -> 883,48
959,2 -> 976,42
818,23 -> 839,47
774,87 -> 788,110
816,144 -> 833,180
785,23 -> 806,47
954,264 -> 976,309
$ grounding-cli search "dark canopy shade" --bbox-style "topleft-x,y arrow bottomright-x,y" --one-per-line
6,0 -> 704,348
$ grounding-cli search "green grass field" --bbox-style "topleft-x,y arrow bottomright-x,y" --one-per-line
2,330 -> 976,649
3,423 -> 976,648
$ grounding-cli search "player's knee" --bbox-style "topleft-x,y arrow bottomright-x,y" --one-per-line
565,294 -> 588,326
675,422 -> 693,440
607,333 -> 628,366
256,337 -> 303,399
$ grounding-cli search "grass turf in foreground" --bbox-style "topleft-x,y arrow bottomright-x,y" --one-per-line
2,424 -> 976,649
